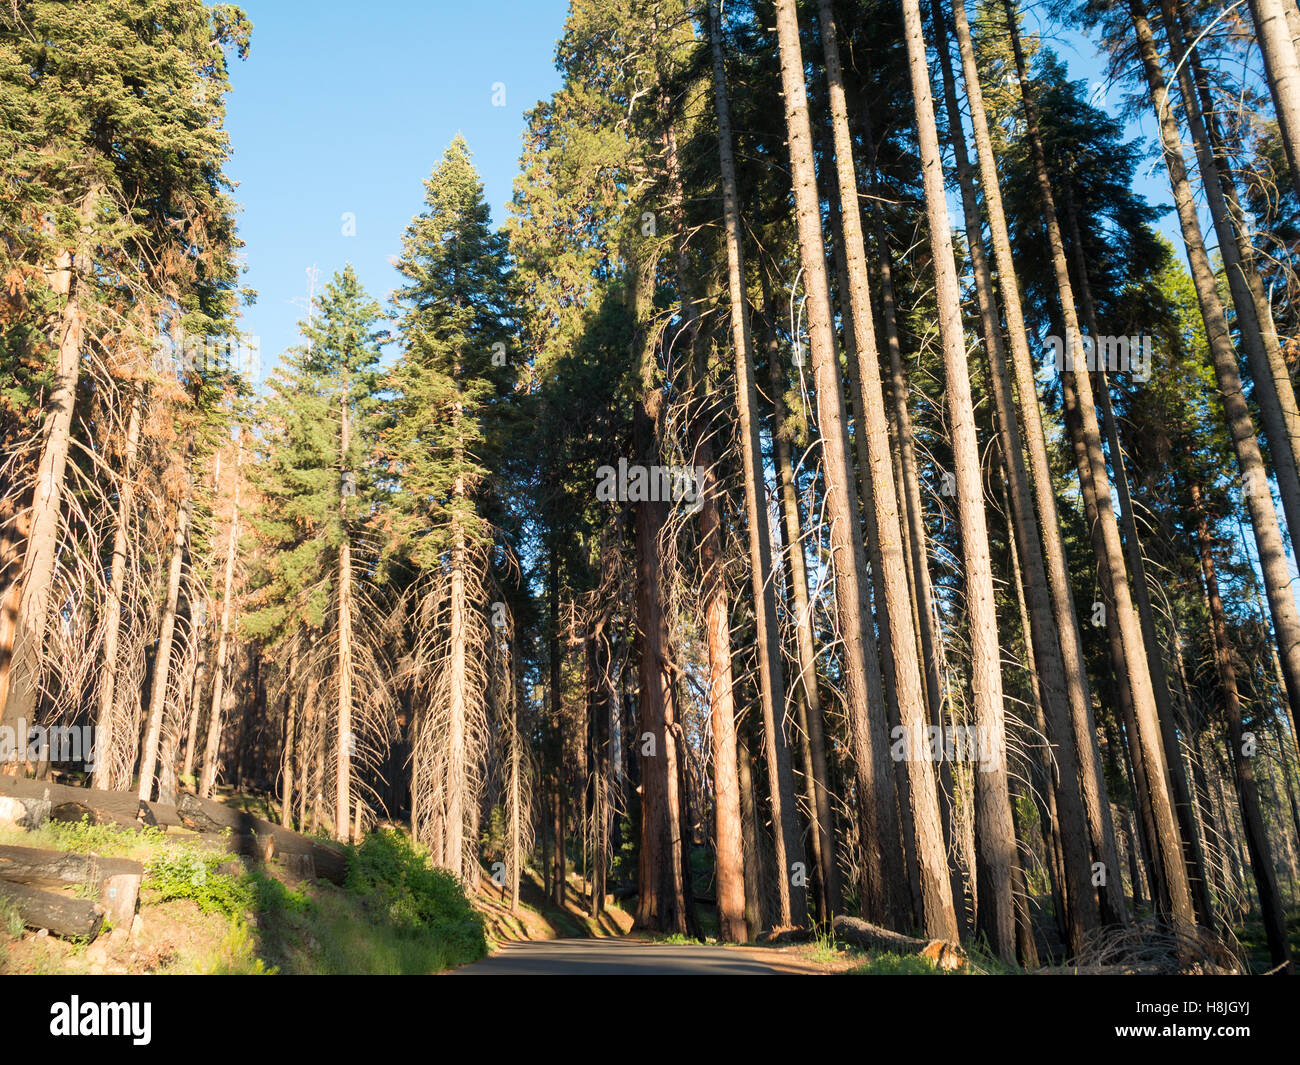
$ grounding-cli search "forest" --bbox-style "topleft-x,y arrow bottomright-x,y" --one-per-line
2,0 -> 1300,980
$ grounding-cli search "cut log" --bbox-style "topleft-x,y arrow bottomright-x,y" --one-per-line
0,844 -> 143,886
176,793 -> 346,884
100,872 -> 141,928
832,915 -> 967,970
0,880 -> 103,940
0,776 -> 179,829
0,845 -> 143,928
0,795 -> 49,829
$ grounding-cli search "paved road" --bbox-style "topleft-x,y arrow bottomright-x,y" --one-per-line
456,938 -> 794,975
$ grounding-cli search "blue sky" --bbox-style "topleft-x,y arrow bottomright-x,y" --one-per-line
220,1 -> 1173,382
222,0 -> 571,375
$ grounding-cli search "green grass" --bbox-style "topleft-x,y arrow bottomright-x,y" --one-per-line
843,950 -> 961,975
0,816 -> 167,859
244,829 -> 487,974
3,817 -> 486,975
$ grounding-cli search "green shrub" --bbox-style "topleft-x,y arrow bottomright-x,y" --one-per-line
346,829 -> 485,960
146,849 -> 251,917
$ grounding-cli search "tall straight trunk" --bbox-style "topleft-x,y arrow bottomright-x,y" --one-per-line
447,530 -> 467,875
901,0 -> 1015,958
281,640 -> 299,828
763,290 -> 840,917
1006,0 -> 1196,944
696,410 -> 747,941
137,477 -> 193,802
3,187 -> 99,732
952,0 -> 1125,924
736,727 -> 764,937
933,0 -> 1101,952
199,448 -> 241,799
857,93 -> 948,744
1191,482 -> 1293,970
1058,179 -> 1215,927
824,187 -> 923,926
1129,2 -> 1300,757
819,4 -> 952,928
628,257 -> 690,935
92,387 -> 143,789
1250,0 -> 1300,204
508,657 -> 522,912
706,5 -> 792,934
772,0 -> 930,935
336,394 -> 355,845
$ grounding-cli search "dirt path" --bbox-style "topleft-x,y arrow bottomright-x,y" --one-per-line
455,937 -> 820,975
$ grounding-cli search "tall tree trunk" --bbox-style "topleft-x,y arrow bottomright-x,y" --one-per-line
1250,0 -> 1300,204
705,3 -> 790,936
627,253 -> 690,935
447,529 -> 468,876
1191,482 -> 1293,971
92,386 -> 143,789
336,394 -> 355,844
1057,177 -> 1215,928
1005,0 -> 1196,945
821,1 -> 958,932
901,0 -> 1015,958
763,289 -> 840,918
772,0 -> 929,934
934,0 -> 1104,952
1167,3 -> 1300,551
199,447 -> 241,799
952,0 -> 1125,925
137,475 -> 193,802
281,639 -> 299,828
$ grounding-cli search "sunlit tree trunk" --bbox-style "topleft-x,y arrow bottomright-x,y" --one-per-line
199,447 -> 241,799
1250,0 -> 1300,204
933,0 -> 1103,952
952,0 -> 1125,925
137,475 -> 194,801
902,0 -> 1014,957
773,0 -> 926,932
92,386 -> 143,789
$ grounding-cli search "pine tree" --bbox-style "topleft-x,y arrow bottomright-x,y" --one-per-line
244,265 -> 385,837
385,135 -> 516,882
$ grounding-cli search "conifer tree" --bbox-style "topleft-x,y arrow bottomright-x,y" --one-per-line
385,135 -> 516,881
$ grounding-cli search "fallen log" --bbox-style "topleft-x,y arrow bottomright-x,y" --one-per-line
832,915 -> 967,971
0,880 -> 103,940
0,776 -> 180,829
176,793 -> 346,884
0,794 -> 49,830
0,845 -> 143,927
